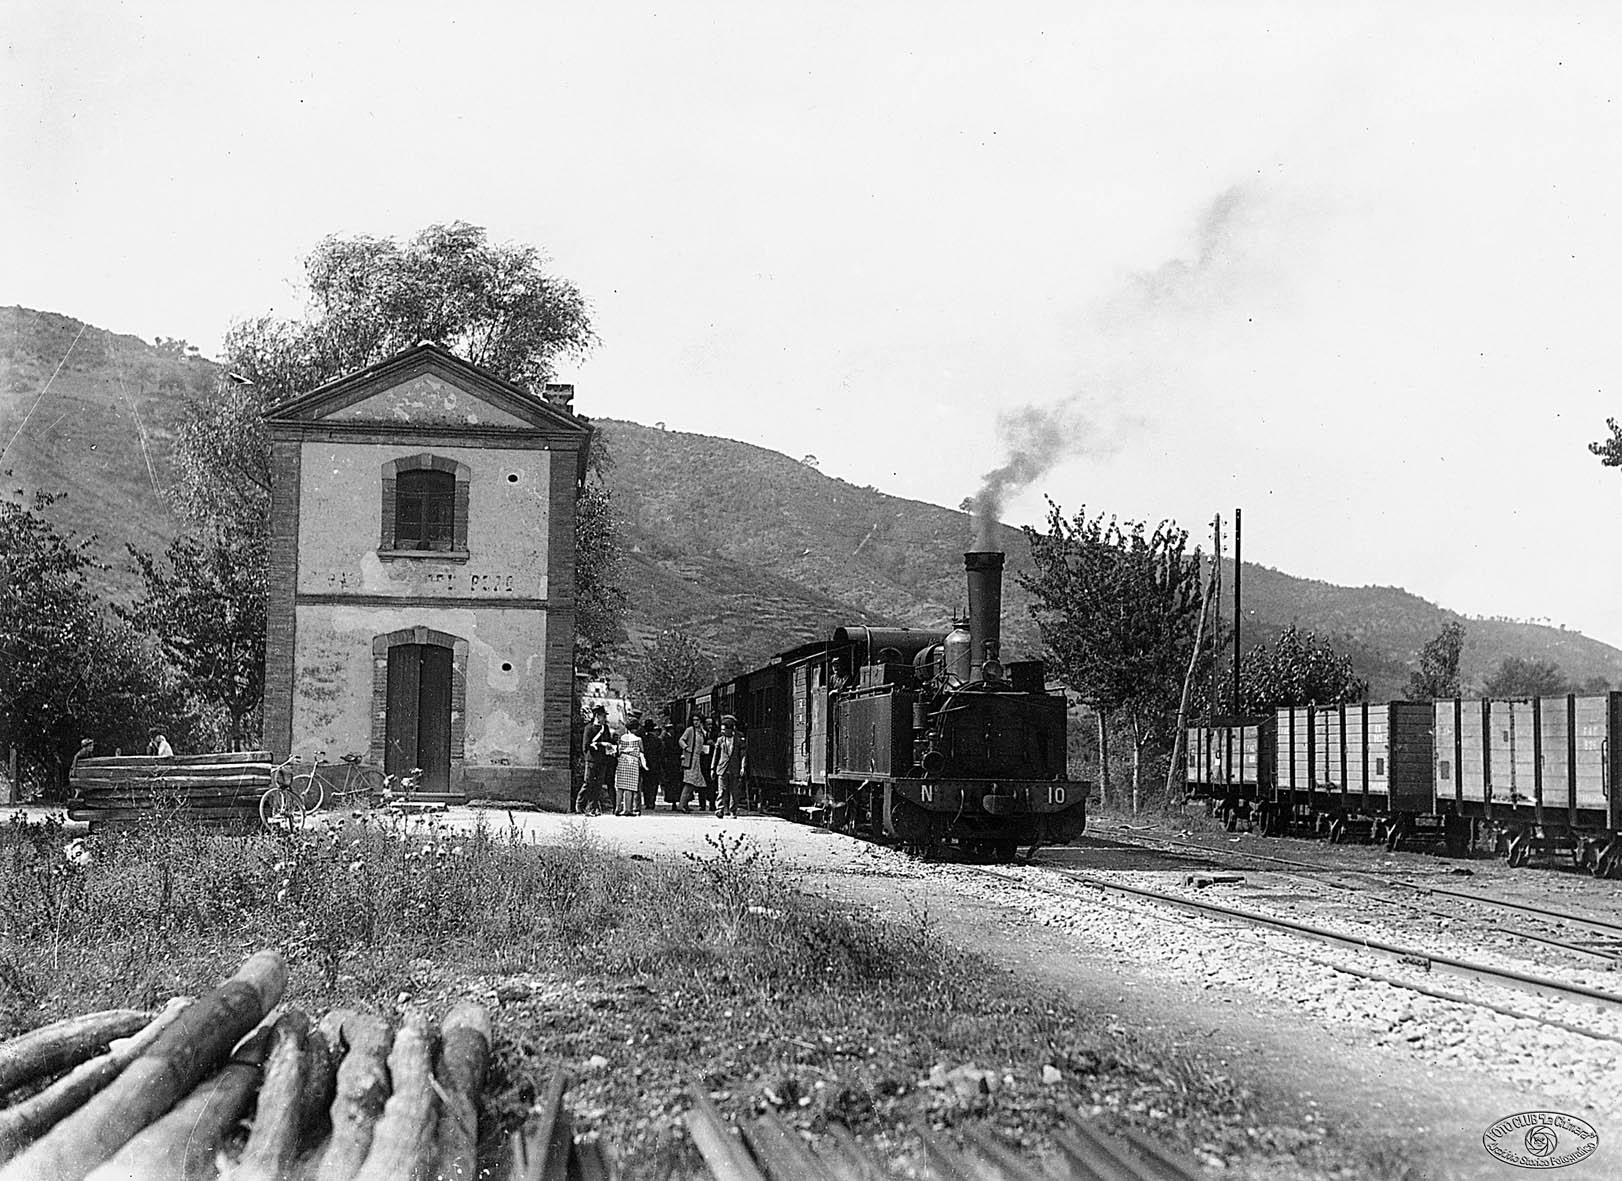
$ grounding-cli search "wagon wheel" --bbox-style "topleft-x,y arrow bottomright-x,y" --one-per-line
1327,817 -> 1346,845
1505,832 -> 1531,869
1384,816 -> 1406,853
1595,842 -> 1622,880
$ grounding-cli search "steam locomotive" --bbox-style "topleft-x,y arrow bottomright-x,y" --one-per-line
668,551 -> 1090,859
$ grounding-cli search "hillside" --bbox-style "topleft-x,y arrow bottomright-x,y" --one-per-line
1,306 -> 214,599
598,419 -> 1622,700
5,307 -> 1622,701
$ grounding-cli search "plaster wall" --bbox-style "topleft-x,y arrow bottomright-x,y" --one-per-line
291,603 -> 550,770
327,373 -> 533,427
297,442 -> 553,599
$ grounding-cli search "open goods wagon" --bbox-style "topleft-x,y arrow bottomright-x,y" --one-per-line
1434,692 -> 1622,873
1183,715 -> 1274,829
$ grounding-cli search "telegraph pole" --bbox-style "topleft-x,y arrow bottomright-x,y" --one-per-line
1232,507 -> 1242,714
1209,513 -> 1223,716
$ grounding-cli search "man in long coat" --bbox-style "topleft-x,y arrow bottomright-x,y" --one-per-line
576,705 -> 614,816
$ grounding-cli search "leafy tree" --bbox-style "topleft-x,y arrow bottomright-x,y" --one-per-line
1021,502 -> 1206,810
0,490 -> 168,792
1579,675 -> 1613,694
169,380 -> 272,537
167,222 -> 622,697
1406,621 -> 1465,701
1481,655 -> 1566,698
222,222 -> 595,398
573,439 -> 628,672
1590,418 -> 1622,469
1238,625 -> 1367,713
630,630 -> 714,709
121,532 -> 267,749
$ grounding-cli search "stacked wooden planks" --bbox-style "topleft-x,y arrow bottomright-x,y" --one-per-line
68,752 -> 273,829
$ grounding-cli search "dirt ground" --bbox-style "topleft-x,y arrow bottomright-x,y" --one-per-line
433,804 -> 1616,1181
29,801 -> 1613,1178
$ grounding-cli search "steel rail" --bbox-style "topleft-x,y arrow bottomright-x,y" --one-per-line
976,864 -> 1622,1016
1093,828 -> 1622,942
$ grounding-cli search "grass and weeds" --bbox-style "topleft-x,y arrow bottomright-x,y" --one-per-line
0,811 -> 1401,1178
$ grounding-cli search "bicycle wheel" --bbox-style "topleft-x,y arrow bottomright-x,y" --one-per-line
292,771 -> 328,812
259,787 -> 308,831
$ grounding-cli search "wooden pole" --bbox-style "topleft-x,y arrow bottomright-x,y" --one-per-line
84,1026 -> 274,1181
227,1011 -> 310,1181
1209,514 -> 1222,718
355,1012 -> 439,1181
503,1072 -> 574,1181
1166,561 -> 1220,805
433,1003 -> 492,1181
0,951 -> 286,1181
0,1000 -> 190,1164
309,1014 -> 392,1181
296,1020 -> 338,1147
0,1010 -> 153,1099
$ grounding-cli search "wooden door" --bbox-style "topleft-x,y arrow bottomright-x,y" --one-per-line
386,643 -> 453,792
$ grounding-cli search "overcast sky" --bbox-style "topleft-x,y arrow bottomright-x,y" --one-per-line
6,2 -> 1622,647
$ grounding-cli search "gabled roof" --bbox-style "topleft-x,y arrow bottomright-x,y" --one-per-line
264,342 -> 591,437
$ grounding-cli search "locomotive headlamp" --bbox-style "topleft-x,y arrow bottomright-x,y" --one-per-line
983,659 -> 1006,682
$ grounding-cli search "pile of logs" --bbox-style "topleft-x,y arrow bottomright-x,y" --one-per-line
67,752 -> 273,830
0,950 -> 516,1181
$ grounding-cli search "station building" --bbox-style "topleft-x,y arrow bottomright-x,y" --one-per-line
262,343 -> 590,804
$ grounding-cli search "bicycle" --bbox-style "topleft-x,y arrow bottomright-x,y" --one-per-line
259,752 -> 398,830
260,756 -> 311,831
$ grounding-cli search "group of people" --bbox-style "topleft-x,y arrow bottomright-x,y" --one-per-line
575,707 -> 749,818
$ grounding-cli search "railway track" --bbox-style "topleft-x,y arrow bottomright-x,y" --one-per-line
966,860 -> 1622,1045
1078,826 -> 1622,966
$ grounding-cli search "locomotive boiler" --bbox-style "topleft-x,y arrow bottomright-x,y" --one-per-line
672,551 -> 1090,859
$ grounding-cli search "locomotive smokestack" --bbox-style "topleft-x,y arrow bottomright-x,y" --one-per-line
964,551 -> 1005,682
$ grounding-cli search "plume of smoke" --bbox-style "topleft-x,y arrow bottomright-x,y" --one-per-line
969,183 -> 1264,551
972,402 -> 1115,551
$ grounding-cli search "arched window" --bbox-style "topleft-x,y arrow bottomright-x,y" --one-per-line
379,454 -> 471,558
396,469 -> 455,551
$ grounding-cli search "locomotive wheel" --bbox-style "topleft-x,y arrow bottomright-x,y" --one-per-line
888,794 -> 942,859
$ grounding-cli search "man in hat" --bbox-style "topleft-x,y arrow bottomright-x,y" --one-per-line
576,705 -> 614,816
712,715 -> 747,818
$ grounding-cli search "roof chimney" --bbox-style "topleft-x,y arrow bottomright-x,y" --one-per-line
542,383 -> 575,411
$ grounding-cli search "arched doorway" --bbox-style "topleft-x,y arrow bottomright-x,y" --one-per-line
373,627 -> 466,794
